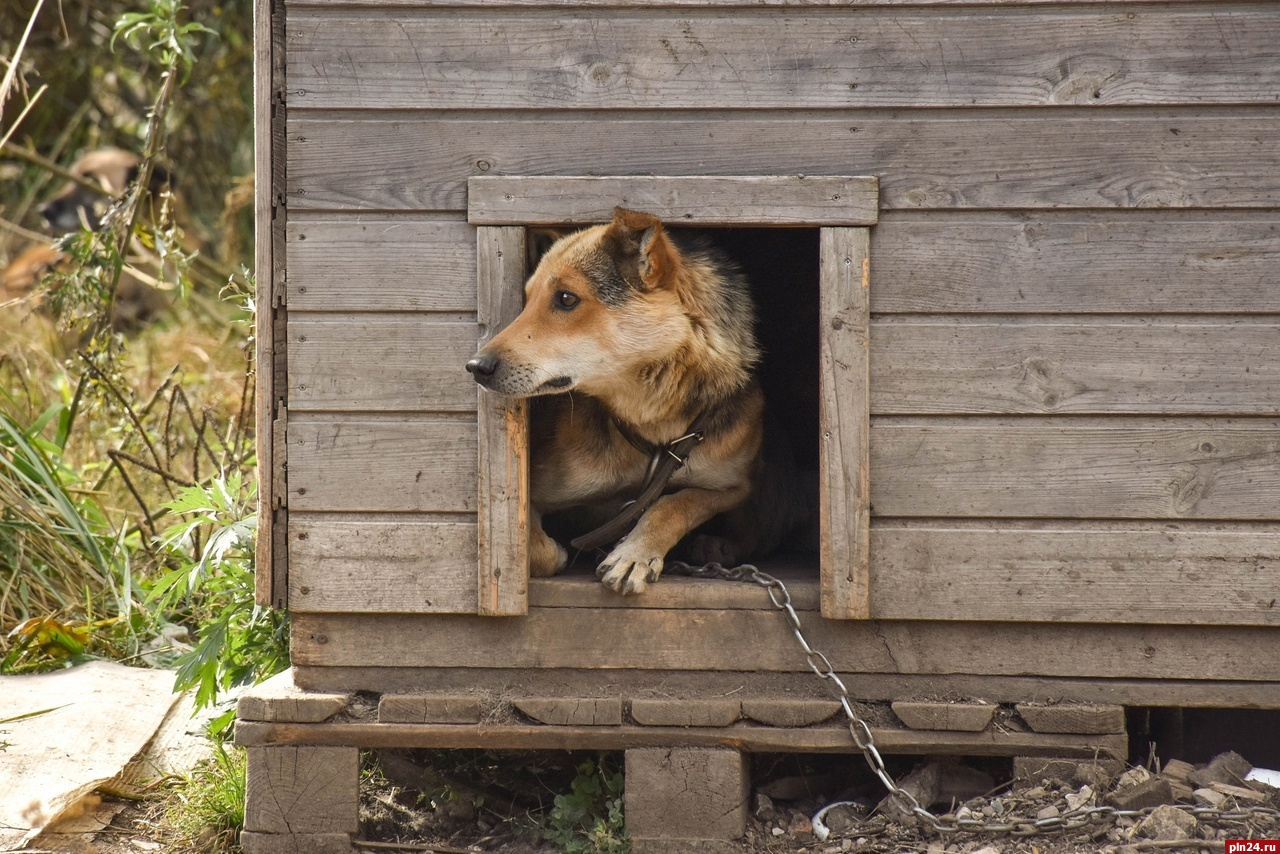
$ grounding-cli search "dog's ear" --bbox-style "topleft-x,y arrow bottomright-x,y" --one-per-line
604,206 -> 677,290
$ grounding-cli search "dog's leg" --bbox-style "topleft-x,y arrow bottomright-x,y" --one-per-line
529,508 -> 569,577
598,485 -> 748,595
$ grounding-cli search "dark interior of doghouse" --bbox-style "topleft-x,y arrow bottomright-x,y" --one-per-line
538,226 -> 823,582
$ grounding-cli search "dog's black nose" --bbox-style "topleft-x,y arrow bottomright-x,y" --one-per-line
466,353 -> 498,380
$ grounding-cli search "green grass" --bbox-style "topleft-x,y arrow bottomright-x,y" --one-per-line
161,741 -> 247,853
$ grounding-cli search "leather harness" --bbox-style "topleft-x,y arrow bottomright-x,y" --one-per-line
569,410 -> 714,553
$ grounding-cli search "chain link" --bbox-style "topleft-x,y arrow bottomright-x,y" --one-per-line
665,561 -> 1280,839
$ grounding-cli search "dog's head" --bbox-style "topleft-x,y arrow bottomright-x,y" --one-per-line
39,148 -> 172,233
467,207 -> 698,398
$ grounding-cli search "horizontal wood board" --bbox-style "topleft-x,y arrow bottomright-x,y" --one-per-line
289,0 -> 1227,7
288,215 -> 1280,315
290,610 -> 1280,681
468,175 -> 877,225
283,316 -> 1280,415
286,7 -> 1280,109
288,526 -> 1280,625
291,667 -> 1280,709
288,419 -> 1280,519
286,219 -> 476,312
287,113 -> 1280,212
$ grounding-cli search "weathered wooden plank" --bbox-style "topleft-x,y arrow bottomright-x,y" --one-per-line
468,176 -> 877,226
741,699 -> 841,727
238,671 -> 350,723
289,611 -> 1280,681
513,698 -> 622,726
293,667 -> 1280,709
289,113 -> 1280,212
245,746 -> 359,835
236,720 -> 1128,758
631,699 -> 741,728
287,219 -> 476,312
872,322 -> 1280,415
287,419 -> 476,512
286,8 -> 1280,109
530,568 -> 822,611
626,748 -> 747,848
378,694 -> 482,724
1016,703 -> 1126,735
288,319 -> 475,412
871,526 -> 1280,625
475,227 -> 529,616
819,227 -> 871,620
291,0 -> 1216,7
872,216 -> 1280,314
288,519 -> 477,613
240,832 -> 355,854
872,422 -> 1280,520
891,701 -> 997,733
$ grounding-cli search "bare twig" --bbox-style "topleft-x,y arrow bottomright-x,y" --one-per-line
1,142 -> 109,198
107,448 -> 196,488
0,214 -> 51,244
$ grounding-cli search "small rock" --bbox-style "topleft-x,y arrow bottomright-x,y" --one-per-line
753,792 -> 776,822
954,805 -> 977,822
1136,804 -> 1197,842
1037,804 -> 1061,821
788,811 -> 814,837
926,841 -> 946,854
1113,767 -> 1152,791
1193,787 -> 1227,809
819,803 -> 865,835
1066,785 -> 1095,811
1021,786 -> 1046,799
1188,750 -> 1252,789
771,825 -> 785,837
970,846 -> 1003,854
1107,777 -> 1174,811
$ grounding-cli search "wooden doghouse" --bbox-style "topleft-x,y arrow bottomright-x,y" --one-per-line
237,0 -> 1280,850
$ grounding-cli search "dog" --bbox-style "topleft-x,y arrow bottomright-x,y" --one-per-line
3,148 -> 174,326
466,206 -> 790,595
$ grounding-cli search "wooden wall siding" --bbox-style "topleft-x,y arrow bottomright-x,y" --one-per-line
286,219 -> 476,312
872,422 -> 1280,520
289,519 -> 478,613
294,527 -> 1280,625
288,420 -> 476,512
287,113 -> 1280,213
281,317 -> 1280,416
290,0 -> 1225,8
870,527 -> 1280,625
873,322 -> 1280,415
285,8 -> 1280,110
290,611 -> 1280,681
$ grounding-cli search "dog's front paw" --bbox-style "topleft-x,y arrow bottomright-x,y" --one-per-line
530,534 -> 569,578
596,544 -> 664,595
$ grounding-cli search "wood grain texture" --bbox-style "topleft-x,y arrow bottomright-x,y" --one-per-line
288,113 -> 1280,212
287,219 -> 476,312
292,666 -> 1280,709
236,719 -> 1127,758
871,321 -> 1280,415
291,0 -> 1218,7
288,518 -> 477,613
378,694 -> 482,724
286,8 -> 1280,109
289,611 -> 1280,681
819,227 -> 871,620
288,318 -> 476,411
872,422 -> 1280,520
626,748 -> 747,843
1016,703 -> 1126,735
287,419 -> 476,512
891,701 -> 997,732
468,175 -> 877,226
240,832 -> 356,854
871,216 -> 1280,314
245,746 -> 359,834
631,699 -> 741,727
870,526 -> 1280,625
741,699 -> 841,727
237,671 -> 350,723
475,227 -> 529,616
513,698 -> 623,726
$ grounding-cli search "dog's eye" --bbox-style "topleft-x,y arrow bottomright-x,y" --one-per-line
553,290 -> 580,310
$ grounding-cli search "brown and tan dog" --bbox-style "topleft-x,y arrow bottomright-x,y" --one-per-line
467,207 -> 768,594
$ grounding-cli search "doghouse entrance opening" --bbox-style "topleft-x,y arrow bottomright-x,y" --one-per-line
538,226 -> 823,584
469,175 -> 878,618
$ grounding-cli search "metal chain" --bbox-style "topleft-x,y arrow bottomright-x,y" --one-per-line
665,561 -> 1280,838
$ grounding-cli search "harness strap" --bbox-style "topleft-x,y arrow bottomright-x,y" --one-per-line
569,410 -> 714,553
